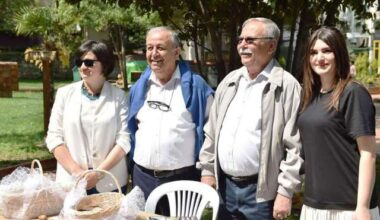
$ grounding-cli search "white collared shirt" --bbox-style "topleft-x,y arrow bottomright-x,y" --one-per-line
80,96 -> 99,168
134,66 -> 213,170
218,60 -> 274,177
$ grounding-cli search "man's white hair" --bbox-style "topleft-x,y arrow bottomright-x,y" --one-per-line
242,17 -> 280,42
146,26 -> 181,48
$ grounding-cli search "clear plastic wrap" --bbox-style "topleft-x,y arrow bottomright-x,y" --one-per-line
59,178 -> 87,219
0,165 -> 72,219
116,186 -> 146,219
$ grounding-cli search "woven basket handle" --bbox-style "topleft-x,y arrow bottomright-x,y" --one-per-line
75,169 -> 122,194
30,159 -> 43,175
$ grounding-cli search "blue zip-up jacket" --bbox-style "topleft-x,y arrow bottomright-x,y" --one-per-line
127,61 -> 214,162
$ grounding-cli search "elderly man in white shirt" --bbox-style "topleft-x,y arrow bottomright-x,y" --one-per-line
127,26 -> 214,215
198,17 -> 303,220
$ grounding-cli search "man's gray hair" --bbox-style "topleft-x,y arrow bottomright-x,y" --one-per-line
146,26 -> 181,48
242,17 -> 280,42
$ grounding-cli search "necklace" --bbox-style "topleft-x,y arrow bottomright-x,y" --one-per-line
320,86 -> 334,94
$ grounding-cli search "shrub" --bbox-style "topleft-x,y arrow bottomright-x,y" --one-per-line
354,52 -> 379,86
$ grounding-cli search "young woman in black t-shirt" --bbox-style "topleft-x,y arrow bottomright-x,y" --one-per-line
298,26 -> 379,220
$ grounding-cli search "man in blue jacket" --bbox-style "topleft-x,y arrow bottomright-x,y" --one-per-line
127,26 -> 214,214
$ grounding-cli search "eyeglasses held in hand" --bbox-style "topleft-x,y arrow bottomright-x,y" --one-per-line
147,100 -> 171,112
237,36 -> 273,45
75,59 -> 98,68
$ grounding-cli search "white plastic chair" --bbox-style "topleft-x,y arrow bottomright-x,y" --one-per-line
145,180 -> 220,220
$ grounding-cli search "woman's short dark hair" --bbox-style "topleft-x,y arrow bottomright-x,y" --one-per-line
76,40 -> 115,76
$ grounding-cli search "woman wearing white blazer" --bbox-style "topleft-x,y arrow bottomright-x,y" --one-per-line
46,40 -> 130,193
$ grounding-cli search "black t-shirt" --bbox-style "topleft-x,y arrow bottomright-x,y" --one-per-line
297,82 -> 378,210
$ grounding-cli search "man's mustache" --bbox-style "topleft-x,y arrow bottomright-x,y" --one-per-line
239,48 -> 253,55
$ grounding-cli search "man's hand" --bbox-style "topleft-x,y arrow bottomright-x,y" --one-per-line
273,193 -> 292,220
201,175 -> 216,188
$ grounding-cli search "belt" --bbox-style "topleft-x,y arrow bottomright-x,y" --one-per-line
136,164 -> 195,178
225,173 -> 258,184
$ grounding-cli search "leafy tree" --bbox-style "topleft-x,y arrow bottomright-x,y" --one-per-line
290,0 -> 378,79
78,0 -> 160,87
14,0 -> 160,88
14,1 -> 82,67
0,0 -> 32,33
134,0 -> 281,81
15,0 -> 379,85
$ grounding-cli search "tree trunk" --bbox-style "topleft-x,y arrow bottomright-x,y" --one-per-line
323,1 -> 340,26
274,17 -> 284,60
119,27 -> 127,89
120,48 -> 127,88
198,0 -> 226,82
227,19 -> 240,73
286,16 -> 297,72
194,40 -> 205,78
192,19 -> 205,78
200,35 -> 205,63
291,3 -> 316,80
109,26 -> 127,89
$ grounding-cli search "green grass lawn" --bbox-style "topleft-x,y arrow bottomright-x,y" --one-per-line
0,80 -> 71,168
19,79 -> 71,90
0,91 -> 51,167
18,79 -> 43,90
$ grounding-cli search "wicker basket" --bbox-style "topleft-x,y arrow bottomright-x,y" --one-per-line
67,169 -> 124,219
1,159 -> 69,219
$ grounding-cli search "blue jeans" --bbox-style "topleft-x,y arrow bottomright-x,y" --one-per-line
219,175 -> 274,220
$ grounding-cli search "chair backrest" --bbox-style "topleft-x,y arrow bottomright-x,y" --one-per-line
145,180 -> 220,220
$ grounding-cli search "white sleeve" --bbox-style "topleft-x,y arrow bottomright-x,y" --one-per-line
115,93 -> 131,154
45,88 -> 65,152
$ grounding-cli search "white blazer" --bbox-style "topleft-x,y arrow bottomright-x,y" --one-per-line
46,81 -> 130,192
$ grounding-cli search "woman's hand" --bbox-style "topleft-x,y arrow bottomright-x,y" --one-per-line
84,171 -> 102,190
53,144 -> 86,178
355,136 -> 376,220
355,206 -> 371,220
71,167 -> 85,178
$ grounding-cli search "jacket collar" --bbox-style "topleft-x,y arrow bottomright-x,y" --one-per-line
226,59 -> 284,88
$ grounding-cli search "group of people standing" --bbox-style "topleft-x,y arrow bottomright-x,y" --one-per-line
45,16 -> 379,220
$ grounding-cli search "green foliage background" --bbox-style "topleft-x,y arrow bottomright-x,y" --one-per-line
354,52 -> 379,85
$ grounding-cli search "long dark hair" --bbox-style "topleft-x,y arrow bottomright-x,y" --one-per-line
301,26 -> 351,112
